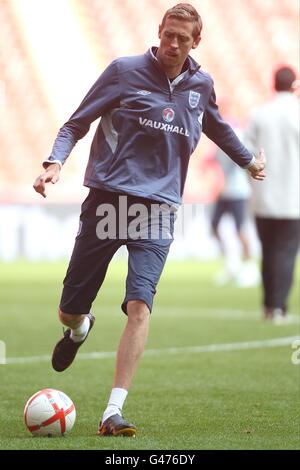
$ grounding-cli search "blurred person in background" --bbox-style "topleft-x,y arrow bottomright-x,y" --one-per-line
244,65 -> 300,323
33,3 -> 266,436
210,99 -> 260,287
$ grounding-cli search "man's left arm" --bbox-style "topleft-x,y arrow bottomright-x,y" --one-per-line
202,88 -> 265,180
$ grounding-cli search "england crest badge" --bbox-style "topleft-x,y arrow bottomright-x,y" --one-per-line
189,91 -> 201,108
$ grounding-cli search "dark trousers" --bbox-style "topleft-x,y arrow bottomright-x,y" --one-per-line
255,217 -> 300,311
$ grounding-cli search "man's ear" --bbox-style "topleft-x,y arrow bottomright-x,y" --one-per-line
192,35 -> 201,49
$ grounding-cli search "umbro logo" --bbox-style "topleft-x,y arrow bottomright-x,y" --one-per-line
137,90 -> 151,95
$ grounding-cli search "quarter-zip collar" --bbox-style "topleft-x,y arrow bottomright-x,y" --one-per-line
147,46 -> 201,80
168,71 -> 187,92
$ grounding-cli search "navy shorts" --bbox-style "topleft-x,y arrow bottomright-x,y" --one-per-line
211,198 -> 248,232
60,189 -> 175,315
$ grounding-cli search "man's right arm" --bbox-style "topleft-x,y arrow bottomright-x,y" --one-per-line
33,60 -> 120,197
43,60 -> 120,169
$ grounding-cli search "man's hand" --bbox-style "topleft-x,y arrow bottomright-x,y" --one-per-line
33,163 -> 61,198
247,149 -> 266,181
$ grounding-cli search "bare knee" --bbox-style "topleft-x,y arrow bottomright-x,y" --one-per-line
126,300 -> 150,325
58,308 -> 85,328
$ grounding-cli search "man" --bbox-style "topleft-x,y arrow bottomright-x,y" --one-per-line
33,3 -> 265,436
211,145 -> 260,287
244,66 -> 299,323
210,100 -> 259,287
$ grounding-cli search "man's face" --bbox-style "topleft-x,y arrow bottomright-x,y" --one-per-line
157,17 -> 201,71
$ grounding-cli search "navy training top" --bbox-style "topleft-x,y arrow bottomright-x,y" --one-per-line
44,47 -> 254,207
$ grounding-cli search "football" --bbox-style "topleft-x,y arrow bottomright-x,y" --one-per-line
24,388 -> 76,437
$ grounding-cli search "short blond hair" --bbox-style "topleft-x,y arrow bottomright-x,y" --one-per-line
161,3 -> 202,39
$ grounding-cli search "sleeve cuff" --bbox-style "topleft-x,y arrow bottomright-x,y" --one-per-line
42,159 -> 63,169
243,155 -> 255,169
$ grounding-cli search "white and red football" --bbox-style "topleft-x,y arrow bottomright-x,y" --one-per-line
24,388 -> 76,436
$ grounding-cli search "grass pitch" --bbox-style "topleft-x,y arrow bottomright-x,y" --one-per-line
0,259 -> 299,450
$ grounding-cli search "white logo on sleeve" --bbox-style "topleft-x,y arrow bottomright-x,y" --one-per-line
77,220 -> 83,236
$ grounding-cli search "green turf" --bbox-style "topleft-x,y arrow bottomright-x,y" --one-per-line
0,259 -> 299,450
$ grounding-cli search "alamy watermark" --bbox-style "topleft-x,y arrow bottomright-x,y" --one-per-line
90,196 -> 205,241
291,339 -> 300,365
0,340 -> 6,365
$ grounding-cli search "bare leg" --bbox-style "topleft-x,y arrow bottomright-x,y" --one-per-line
113,300 -> 150,390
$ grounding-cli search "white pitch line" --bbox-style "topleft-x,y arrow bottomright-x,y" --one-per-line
87,306 -> 300,322
155,307 -> 300,322
4,336 -> 299,365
